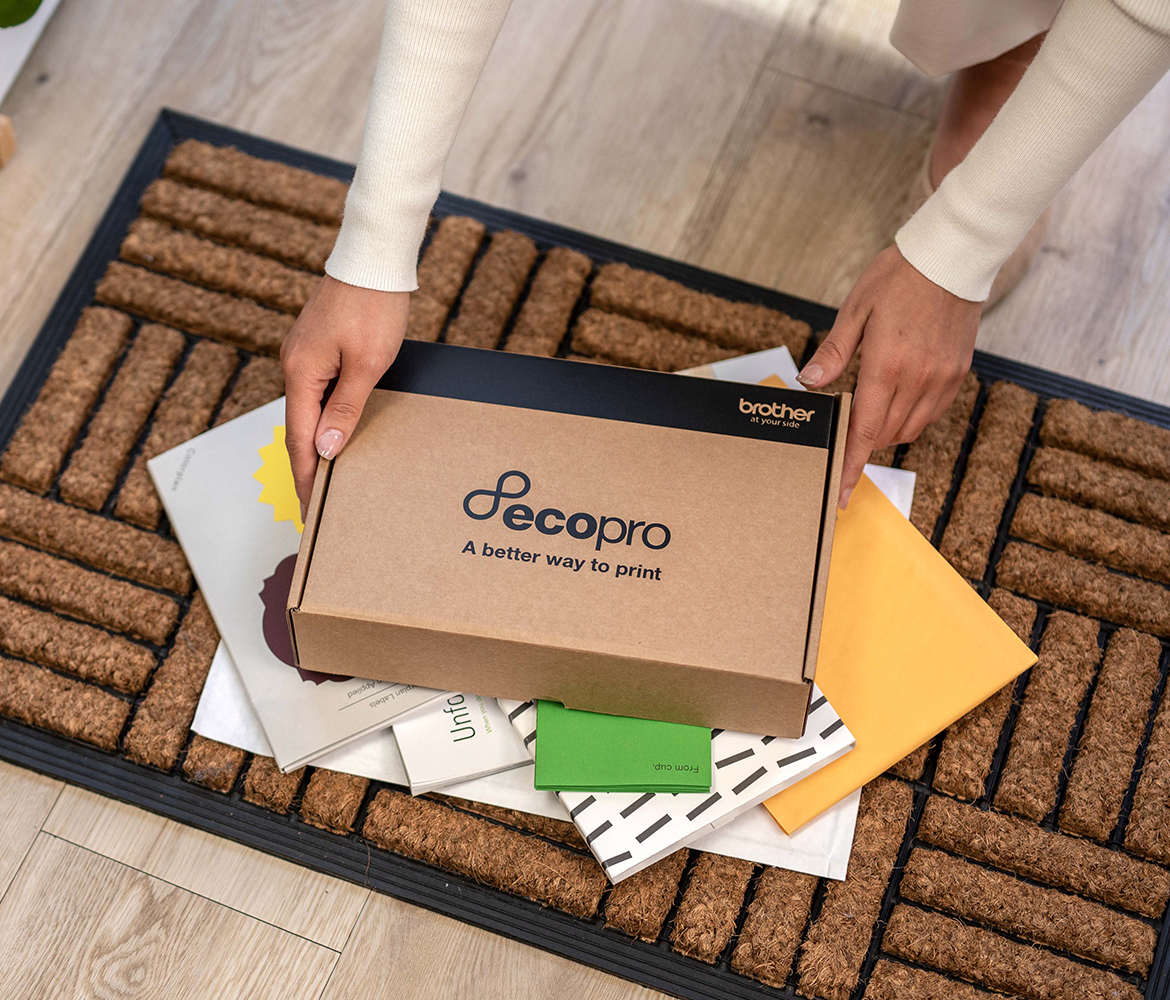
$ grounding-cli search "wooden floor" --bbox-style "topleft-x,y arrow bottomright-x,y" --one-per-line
0,0 -> 1167,996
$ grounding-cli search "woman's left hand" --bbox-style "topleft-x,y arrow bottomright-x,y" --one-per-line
796,245 -> 982,508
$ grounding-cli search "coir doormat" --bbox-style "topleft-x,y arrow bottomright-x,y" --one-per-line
0,110 -> 1168,1000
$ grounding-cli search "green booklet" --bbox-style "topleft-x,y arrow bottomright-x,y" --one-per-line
533,700 -> 712,793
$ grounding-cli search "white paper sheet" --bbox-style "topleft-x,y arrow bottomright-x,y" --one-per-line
690,788 -> 861,880
193,643 -> 565,799
862,463 -> 917,518
442,765 -> 566,818
679,345 -> 804,387
0,0 -> 63,105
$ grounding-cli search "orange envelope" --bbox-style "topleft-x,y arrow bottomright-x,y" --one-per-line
764,473 -> 1037,832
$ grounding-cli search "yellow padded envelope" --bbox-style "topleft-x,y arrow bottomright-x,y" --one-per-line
764,473 -> 1037,832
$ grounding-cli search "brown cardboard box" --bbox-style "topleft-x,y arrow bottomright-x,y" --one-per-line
288,342 -> 848,738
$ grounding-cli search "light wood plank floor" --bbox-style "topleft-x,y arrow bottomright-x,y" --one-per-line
1,0 -> 1168,996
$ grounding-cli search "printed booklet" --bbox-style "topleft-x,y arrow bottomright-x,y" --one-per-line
150,398 -> 444,771
533,699 -> 712,792
392,692 -> 533,794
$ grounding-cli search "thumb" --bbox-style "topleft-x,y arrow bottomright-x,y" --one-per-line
796,300 -> 869,391
313,360 -> 385,463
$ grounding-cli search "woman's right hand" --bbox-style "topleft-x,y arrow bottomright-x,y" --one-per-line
281,274 -> 409,514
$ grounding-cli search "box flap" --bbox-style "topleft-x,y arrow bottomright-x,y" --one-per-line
290,603 -> 815,735
803,391 -> 850,682
286,454 -> 332,666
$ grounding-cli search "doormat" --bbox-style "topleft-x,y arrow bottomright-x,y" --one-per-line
0,109 -> 1168,1000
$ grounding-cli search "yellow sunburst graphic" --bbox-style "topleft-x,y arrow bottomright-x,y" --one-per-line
254,426 -> 303,534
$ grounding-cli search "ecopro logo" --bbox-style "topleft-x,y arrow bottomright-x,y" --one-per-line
739,397 -> 815,426
463,471 -> 671,551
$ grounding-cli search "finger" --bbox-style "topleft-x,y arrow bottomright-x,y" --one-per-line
890,393 -> 943,446
283,365 -> 331,517
887,353 -> 969,444
797,298 -> 870,390
838,364 -> 895,508
874,385 -> 916,451
866,344 -> 952,449
313,354 -> 388,463
927,369 -> 970,424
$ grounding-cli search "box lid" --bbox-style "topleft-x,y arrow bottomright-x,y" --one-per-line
291,341 -> 845,730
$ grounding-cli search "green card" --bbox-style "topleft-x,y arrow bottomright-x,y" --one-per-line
533,700 -> 712,793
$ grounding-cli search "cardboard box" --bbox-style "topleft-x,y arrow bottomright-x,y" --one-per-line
288,341 -> 848,738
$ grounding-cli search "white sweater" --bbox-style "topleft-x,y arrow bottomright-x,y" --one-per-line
325,0 -> 1170,303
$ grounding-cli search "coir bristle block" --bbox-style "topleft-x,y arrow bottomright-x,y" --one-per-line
0,110 -> 1168,1000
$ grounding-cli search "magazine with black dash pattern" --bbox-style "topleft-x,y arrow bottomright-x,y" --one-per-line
499,687 -> 854,883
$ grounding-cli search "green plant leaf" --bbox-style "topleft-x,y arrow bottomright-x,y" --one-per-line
0,0 -> 45,29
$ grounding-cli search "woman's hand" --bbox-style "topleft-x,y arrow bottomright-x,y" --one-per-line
796,245 -> 981,508
281,274 -> 409,513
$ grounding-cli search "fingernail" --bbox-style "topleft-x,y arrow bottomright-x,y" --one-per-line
838,486 -> 853,510
796,363 -> 823,386
316,429 -> 343,460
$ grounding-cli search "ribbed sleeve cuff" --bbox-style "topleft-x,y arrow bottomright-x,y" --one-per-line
895,208 -> 996,302
325,204 -> 426,292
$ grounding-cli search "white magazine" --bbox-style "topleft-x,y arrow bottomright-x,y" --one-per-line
501,689 -> 855,883
150,398 -> 443,771
193,643 -> 410,783
392,693 -> 532,794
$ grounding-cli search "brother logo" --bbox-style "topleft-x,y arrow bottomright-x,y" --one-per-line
739,398 -> 815,422
463,471 -> 671,551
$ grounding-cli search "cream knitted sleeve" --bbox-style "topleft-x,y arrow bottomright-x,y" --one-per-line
897,0 -> 1170,302
325,0 -> 513,293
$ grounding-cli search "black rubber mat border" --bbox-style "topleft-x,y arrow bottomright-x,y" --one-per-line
0,108 -> 1167,1000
